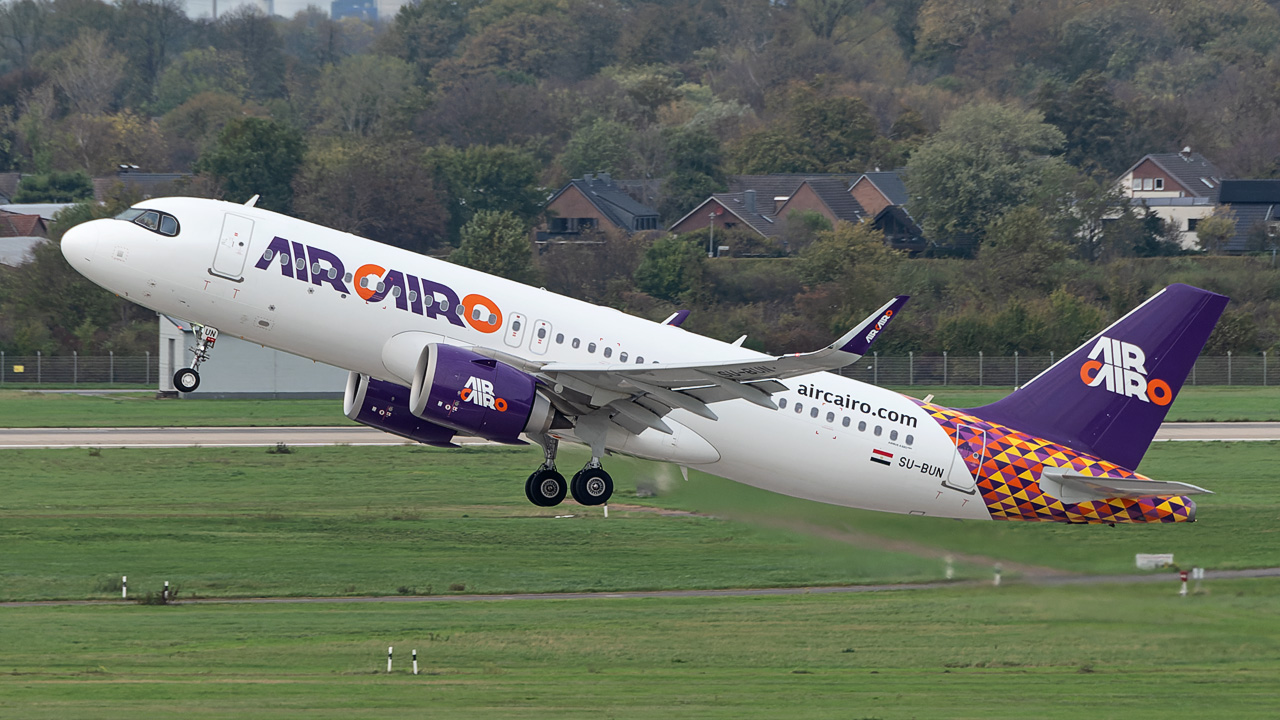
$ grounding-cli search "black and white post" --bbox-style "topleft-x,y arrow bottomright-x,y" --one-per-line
163,580 -> 169,603
387,646 -> 393,673
122,575 -> 127,599
412,649 -> 419,675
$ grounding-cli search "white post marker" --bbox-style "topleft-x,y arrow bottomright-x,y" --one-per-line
163,580 -> 169,603
1193,567 -> 1205,593
993,563 -> 1002,587
387,646 -> 393,673
1179,570 -> 1189,597
604,505 -> 608,518
413,649 -> 419,675
944,556 -> 954,580
122,575 -> 127,599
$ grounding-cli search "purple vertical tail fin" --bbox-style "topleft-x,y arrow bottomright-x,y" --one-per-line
964,284 -> 1229,470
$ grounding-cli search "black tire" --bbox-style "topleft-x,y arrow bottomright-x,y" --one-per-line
174,368 -> 200,393
525,469 -> 567,507
570,467 -> 613,506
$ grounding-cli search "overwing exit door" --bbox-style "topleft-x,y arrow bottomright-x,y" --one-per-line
212,214 -> 254,279
944,424 -> 986,494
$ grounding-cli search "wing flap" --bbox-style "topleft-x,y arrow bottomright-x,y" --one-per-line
1040,467 -> 1213,504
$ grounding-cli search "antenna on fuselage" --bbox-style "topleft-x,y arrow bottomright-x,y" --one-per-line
244,195 -> 260,208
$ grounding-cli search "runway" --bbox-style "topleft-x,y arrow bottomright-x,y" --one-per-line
1,423 -> 1277,449
3,567 -> 1277,608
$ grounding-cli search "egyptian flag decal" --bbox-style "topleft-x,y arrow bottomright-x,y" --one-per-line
870,449 -> 893,466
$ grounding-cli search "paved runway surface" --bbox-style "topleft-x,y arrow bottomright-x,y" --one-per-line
1,423 -> 1277,449
3,567 -> 1277,608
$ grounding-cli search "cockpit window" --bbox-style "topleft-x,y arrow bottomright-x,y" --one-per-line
115,207 -> 180,237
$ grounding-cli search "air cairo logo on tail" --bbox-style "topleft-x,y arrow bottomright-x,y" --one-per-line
459,376 -> 508,412
1079,336 -> 1173,406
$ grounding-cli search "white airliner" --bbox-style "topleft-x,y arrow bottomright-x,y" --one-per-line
62,197 -> 1227,524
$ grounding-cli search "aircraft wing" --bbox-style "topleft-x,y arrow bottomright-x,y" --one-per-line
1039,467 -> 1213,504
478,296 -> 907,435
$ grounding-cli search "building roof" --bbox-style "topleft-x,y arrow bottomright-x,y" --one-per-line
728,173 -> 858,202
670,192 -> 781,237
0,236 -> 44,266
1218,179 -> 1280,204
1122,150 -> 1223,201
854,171 -> 909,206
93,172 -> 191,203
0,203 -> 76,221
796,177 -> 865,222
0,211 -> 47,238
547,174 -> 660,233
1226,203 -> 1275,252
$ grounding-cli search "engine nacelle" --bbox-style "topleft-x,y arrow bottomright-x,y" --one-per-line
344,372 -> 459,447
409,343 -> 554,444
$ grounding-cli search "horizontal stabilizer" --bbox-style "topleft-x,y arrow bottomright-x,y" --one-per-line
1039,467 -> 1212,504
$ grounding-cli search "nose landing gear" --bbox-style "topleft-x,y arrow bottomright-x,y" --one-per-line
173,325 -> 219,393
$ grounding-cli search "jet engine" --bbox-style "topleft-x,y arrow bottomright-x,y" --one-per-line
343,373 -> 458,447
408,343 -> 558,444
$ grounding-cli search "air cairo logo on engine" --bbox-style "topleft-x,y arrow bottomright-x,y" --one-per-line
459,376 -> 508,412
1079,336 -> 1172,406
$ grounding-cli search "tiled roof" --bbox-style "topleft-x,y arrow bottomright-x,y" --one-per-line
0,211 -> 46,238
1125,151 -> 1223,201
1218,180 -> 1280,204
708,191 -> 782,236
856,171 -> 909,206
803,177 -> 865,222
548,174 -> 660,232
0,172 -> 21,202
1225,203 -> 1274,253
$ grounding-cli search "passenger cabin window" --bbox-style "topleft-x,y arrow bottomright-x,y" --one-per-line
826,412 -> 835,423
603,347 -> 612,358
116,207 -> 180,237
572,338 -> 580,349
779,398 -> 788,409
905,434 -> 914,446
619,352 -> 628,363
556,333 -> 564,344
874,425 -> 882,436
810,407 -> 819,418
858,421 -> 867,432
794,403 -> 803,414
635,356 -> 644,364
841,417 -> 850,427
587,342 -> 596,353
890,430 -> 898,441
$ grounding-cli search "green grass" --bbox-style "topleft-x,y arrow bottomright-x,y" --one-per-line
2,442 -> 1277,603
659,441 -> 1280,574
0,389 -> 351,427
2,582 -> 1278,718
0,446 -> 959,602
3,385 -> 1278,428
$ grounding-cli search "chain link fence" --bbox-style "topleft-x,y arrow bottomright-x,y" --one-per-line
0,352 -> 159,386
835,352 -> 1273,386
0,352 -> 1272,387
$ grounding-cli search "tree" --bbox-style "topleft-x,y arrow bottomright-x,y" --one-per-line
904,103 -> 1068,247
634,234 -> 706,302
293,138 -> 448,254
657,126 -> 725,221
424,143 -> 545,243
152,47 -> 249,115
1035,72 -> 1129,174
557,119 -> 636,179
114,0 -> 191,105
976,206 -> 1070,293
47,29 -> 125,116
728,82 -> 878,173
450,210 -> 538,285
213,6 -> 286,100
1195,205 -> 1238,254
316,54 -> 423,137
194,117 -> 305,213
793,0 -> 861,41
12,170 -> 93,202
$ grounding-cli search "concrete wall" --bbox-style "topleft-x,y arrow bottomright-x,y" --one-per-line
159,317 -> 348,398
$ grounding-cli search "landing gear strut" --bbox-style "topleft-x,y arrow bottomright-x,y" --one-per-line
525,435 -> 567,507
173,324 -> 218,393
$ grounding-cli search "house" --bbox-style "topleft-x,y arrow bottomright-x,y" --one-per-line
849,170 -> 927,253
0,210 -> 48,238
537,174 -> 662,245
1216,180 -> 1280,253
1117,148 -> 1223,248
669,174 -> 865,245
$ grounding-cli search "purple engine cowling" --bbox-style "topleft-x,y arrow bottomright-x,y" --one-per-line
410,343 -> 550,444
344,372 -> 458,447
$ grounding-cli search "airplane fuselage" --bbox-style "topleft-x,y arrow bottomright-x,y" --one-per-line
61,198 -> 1198,524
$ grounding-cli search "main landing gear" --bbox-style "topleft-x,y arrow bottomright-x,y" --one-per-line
525,435 -> 613,507
173,324 -> 218,393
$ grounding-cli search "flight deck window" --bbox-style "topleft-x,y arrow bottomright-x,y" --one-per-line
117,207 -> 180,237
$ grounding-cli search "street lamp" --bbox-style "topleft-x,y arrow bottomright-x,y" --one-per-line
708,211 -> 716,258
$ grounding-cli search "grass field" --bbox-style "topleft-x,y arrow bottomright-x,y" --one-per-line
2,385 -> 1279,428
2,582 -> 1278,718
2,442 -> 1277,602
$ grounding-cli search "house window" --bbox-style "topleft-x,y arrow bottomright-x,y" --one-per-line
1154,178 -> 1164,190
724,222 -> 737,229
1188,218 -> 1200,232
1142,178 -> 1154,191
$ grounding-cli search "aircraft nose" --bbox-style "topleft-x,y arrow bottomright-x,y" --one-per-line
60,220 -> 101,275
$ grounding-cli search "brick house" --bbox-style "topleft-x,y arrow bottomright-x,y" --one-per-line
538,173 -> 661,245
669,175 -> 864,245
849,170 -> 926,253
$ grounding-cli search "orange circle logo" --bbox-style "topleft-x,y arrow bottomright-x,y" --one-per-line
1147,378 -> 1173,406
461,293 -> 503,333
353,264 -> 385,301
1079,360 -> 1103,385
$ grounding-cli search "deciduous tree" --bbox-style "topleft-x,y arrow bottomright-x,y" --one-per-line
194,117 -> 305,212
450,210 -> 538,285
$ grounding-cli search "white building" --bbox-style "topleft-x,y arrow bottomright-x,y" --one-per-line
159,315 -> 348,398
1117,148 -> 1223,249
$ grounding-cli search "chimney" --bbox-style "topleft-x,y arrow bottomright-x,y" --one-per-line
1181,146 -> 1193,160
744,189 -> 756,214
599,172 -> 611,184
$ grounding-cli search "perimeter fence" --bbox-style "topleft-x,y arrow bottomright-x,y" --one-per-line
0,352 -> 1272,387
